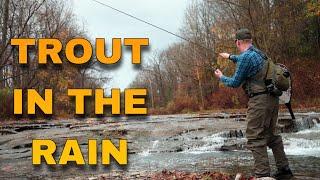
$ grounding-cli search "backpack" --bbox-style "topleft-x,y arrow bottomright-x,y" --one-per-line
249,47 -> 291,96
266,60 -> 296,119
264,60 -> 291,96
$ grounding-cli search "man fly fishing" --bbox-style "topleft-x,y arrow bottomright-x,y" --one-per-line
214,28 -> 293,179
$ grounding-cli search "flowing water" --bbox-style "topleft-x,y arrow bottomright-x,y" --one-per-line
0,112 -> 319,179
126,113 -> 320,178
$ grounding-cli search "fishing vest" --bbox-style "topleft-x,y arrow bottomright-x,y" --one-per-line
242,48 -> 269,98
242,60 -> 268,98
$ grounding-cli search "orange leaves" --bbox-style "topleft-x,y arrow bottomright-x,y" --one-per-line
306,1 -> 320,17
151,170 -> 232,180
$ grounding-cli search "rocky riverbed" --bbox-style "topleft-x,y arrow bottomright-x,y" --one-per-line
0,112 -> 320,179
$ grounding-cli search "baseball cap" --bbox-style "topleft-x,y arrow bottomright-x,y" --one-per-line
235,28 -> 252,40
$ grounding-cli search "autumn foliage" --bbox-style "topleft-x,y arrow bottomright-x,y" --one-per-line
131,0 -> 320,114
0,0 -> 109,119
1,0 -> 320,118
287,59 -> 320,108
150,170 -> 231,180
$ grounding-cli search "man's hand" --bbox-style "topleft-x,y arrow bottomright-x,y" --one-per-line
214,69 -> 223,79
219,53 -> 230,59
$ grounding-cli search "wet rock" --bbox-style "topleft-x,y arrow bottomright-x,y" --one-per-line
235,118 -> 246,122
115,129 -> 127,136
0,123 -> 70,134
217,130 -> 247,151
220,144 -> 238,151
219,140 -> 246,151
12,143 -> 32,149
88,177 -> 98,180
69,125 -> 88,129
0,129 -> 17,135
291,116 -> 320,132
277,116 -> 320,133
237,130 -> 244,138
277,118 -> 296,133
221,130 -> 245,138
185,113 -> 246,120
229,114 -> 247,119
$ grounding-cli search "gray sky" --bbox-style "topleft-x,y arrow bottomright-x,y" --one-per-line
72,0 -> 191,90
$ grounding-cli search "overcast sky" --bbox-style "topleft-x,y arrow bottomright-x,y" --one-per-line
72,0 -> 191,90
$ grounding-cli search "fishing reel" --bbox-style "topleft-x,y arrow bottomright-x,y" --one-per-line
211,62 -> 219,71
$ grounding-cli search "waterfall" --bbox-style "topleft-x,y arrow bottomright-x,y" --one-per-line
282,116 -> 320,157
293,117 -> 320,131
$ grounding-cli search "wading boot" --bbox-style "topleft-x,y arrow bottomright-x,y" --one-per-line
272,166 -> 293,180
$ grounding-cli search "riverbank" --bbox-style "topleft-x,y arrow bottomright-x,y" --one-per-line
68,170 -> 318,180
66,170 -> 233,180
1,106 -> 320,122
148,106 -> 320,116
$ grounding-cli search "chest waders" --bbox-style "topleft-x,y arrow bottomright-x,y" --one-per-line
242,49 -> 295,120
241,49 -> 291,177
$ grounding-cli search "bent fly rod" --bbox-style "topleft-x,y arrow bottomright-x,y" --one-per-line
90,0 -> 221,70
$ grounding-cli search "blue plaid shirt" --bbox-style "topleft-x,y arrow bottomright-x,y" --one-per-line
220,46 -> 265,88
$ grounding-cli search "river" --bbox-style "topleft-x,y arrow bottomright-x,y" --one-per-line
0,112 -> 319,179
